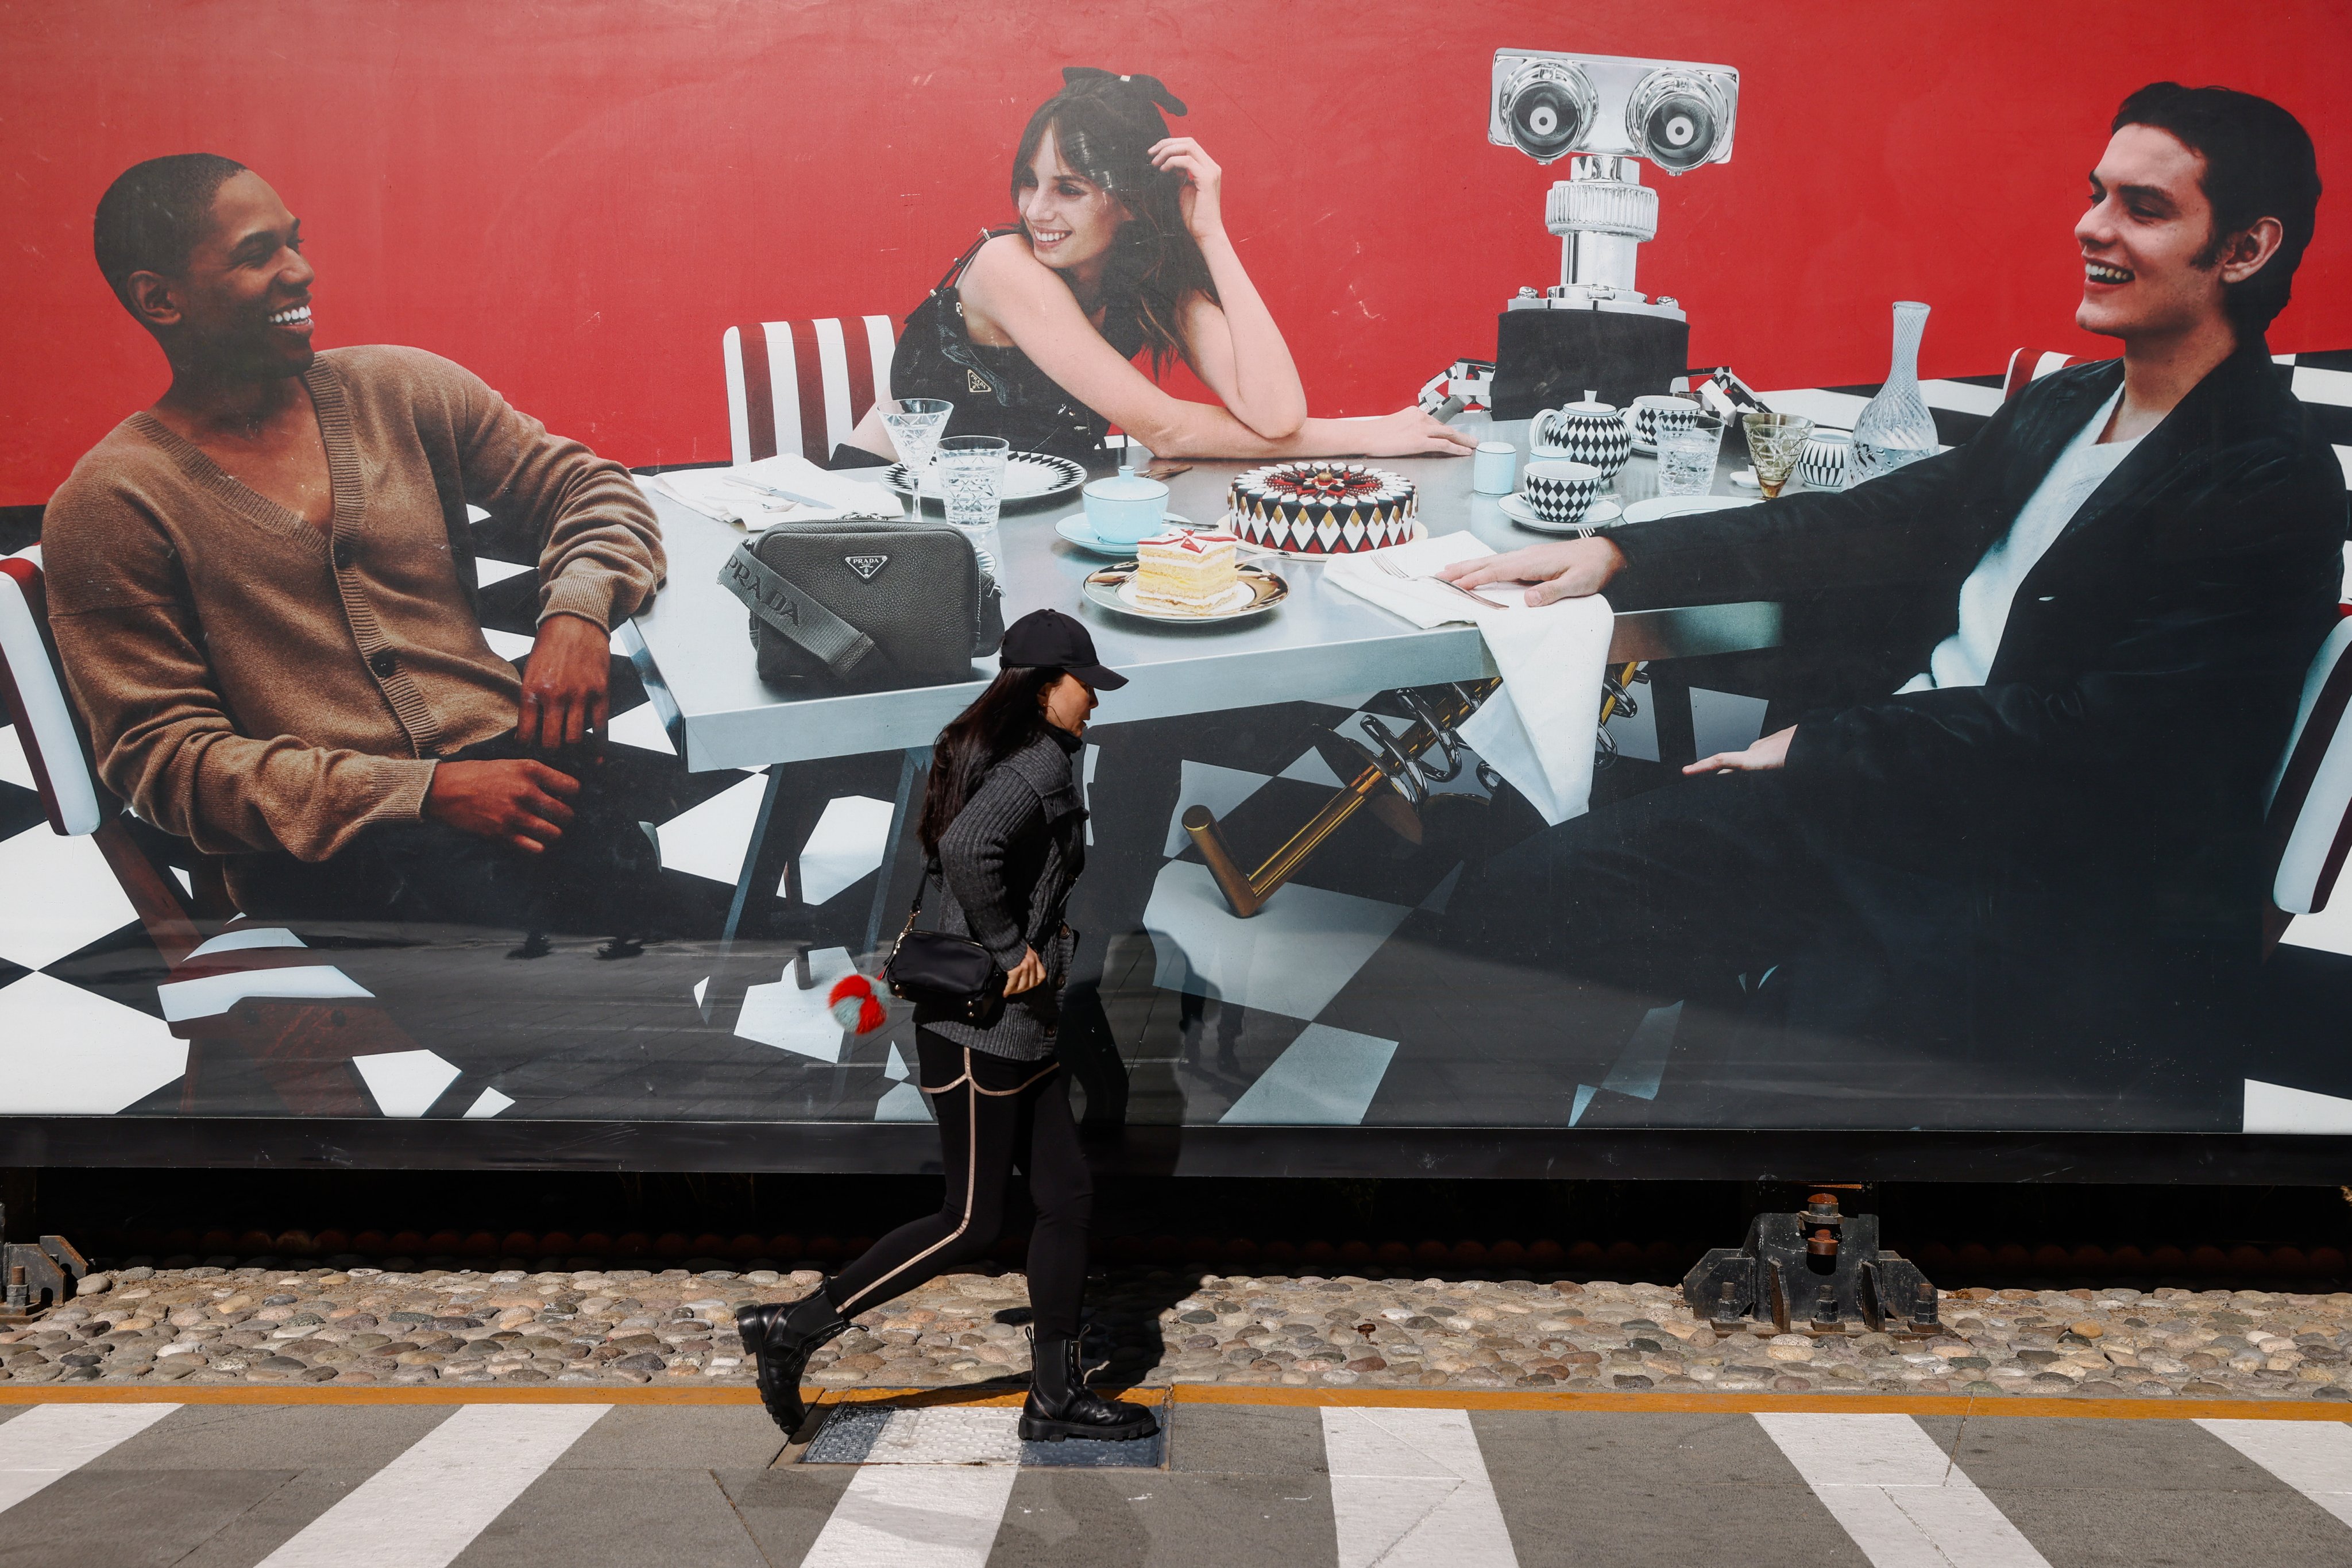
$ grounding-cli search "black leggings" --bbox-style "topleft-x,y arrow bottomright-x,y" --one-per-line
824,1030 -> 1093,1339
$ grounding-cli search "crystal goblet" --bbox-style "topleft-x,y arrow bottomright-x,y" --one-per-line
1742,412 -> 1816,499
882,397 -> 954,515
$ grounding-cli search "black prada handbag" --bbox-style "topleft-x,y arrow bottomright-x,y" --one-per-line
882,869 -> 1006,1027
718,521 -> 1005,690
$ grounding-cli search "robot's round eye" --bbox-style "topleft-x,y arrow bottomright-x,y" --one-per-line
1500,62 -> 1596,164
1628,71 -> 1729,172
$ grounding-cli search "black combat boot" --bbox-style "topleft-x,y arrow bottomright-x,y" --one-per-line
1018,1330 -> 1158,1443
736,1285 -> 850,1434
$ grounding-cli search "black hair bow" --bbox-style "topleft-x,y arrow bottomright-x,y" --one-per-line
1062,66 -> 1187,117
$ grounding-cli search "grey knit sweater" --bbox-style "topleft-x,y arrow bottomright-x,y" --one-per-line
912,726 -> 1087,1060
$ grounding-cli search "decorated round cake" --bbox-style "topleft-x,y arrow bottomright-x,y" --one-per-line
1227,462 -> 1418,554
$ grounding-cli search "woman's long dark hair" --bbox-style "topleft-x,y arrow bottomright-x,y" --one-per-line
1011,68 -> 1219,374
918,666 -> 1063,857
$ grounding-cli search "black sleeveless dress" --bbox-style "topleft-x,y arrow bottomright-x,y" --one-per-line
891,228 -> 1148,464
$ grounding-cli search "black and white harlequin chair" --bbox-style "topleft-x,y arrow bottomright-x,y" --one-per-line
0,548 -> 411,1114
723,315 -> 897,465
2266,616 -> 2352,940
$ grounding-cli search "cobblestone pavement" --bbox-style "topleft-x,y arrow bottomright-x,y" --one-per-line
22,1264 -> 2352,1400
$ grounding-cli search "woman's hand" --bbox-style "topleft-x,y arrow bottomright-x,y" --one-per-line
1149,137 -> 1224,242
1003,946 -> 1048,997
1438,537 -> 1624,606
1346,407 -> 1483,457
1685,724 -> 1796,775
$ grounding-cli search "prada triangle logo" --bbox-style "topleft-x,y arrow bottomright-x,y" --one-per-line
844,554 -> 889,581
967,369 -> 991,393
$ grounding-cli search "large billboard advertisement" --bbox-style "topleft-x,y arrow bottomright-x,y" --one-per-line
1,3 -> 2348,1172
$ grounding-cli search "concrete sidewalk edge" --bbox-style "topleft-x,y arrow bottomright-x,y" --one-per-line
1,1382 -> 2347,1420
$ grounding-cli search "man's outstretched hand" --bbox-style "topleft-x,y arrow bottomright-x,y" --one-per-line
1686,724 -> 1796,775
1438,536 -> 1625,605
425,759 -> 580,853
518,612 -> 610,749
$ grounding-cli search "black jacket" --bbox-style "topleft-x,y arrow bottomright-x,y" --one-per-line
915,727 -> 1088,1060
1610,345 -> 2346,1029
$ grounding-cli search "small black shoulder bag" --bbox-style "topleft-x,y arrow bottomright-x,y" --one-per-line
882,863 -> 1006,1026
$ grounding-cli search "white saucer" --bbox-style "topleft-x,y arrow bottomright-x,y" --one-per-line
1497,491 -> 1624,535
1055,512 -> 1198,555
1619,494 -> 1763,526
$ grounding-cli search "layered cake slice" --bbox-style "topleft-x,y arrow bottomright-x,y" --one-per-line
1228,461 -> 1417,554
1131,527 -> 1241,613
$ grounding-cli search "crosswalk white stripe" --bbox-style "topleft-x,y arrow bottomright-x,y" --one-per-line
0,1403 -> 176,1514
2196,1419 -> 2352,1528
1319,1405 -> 1518,1568
255,1403 -> 607,1568
799,1463 -> 1018,1568
1756,1412 -> 2053,1567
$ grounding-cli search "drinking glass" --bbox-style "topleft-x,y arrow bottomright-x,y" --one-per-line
882,397 -> 953,514
1654,414 -> 1725,497
935,435 -> 1010,570
1741,412 -> 1815,499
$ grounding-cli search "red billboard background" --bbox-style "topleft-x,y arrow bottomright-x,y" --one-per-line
2,0 -> 2346,506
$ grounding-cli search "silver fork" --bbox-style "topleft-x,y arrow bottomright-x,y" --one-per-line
1371,553 -> 1496,611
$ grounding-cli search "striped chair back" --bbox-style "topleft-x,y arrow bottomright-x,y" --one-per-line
0,550 -> 102,837
2268,618 -> 2352,916
724,316 -> 897,465
2001,348 -> 2080,402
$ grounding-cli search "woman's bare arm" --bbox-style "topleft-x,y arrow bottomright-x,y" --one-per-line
961,236 -> 1472,459
1152,138 -> 1306,440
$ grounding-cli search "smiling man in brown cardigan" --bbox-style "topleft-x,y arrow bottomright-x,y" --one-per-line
41,155 -> 670,936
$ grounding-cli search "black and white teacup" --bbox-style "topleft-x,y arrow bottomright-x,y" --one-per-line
1521,459 -> 1605,527
1625,394 -> 1701,449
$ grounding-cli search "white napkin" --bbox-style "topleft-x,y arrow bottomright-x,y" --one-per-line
1324,533 -> 1615,826
649,455 -> 904,528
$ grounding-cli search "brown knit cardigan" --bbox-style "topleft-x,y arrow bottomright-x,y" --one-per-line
40,345 -> 664,870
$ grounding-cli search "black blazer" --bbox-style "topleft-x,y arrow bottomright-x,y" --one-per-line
1612,345 -> 2345,976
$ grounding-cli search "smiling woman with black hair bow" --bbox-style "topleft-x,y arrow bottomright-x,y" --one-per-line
849,67 -> 1474,464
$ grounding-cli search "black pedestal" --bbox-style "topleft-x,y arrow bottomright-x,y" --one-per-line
1490,308 -> 1690,419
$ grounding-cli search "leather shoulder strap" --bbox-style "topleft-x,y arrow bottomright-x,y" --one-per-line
717,541 -> 885,681
935,227 -> 1024,292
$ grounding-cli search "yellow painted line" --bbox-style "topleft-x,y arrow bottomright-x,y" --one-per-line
1,1382 -> 2345,1421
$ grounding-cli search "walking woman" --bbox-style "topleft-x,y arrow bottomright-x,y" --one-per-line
848,67 -> 1474,463
736,611 -> 1153,1443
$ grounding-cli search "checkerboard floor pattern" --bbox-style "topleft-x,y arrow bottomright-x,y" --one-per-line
3,351 -> 2348,1131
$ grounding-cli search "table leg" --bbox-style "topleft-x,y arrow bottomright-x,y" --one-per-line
1648,674 -> 1698,768
863,746 -> 932,961
721,764 -> 789,952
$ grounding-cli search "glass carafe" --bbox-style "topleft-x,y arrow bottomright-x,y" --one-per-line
1845,300 -> 1939,488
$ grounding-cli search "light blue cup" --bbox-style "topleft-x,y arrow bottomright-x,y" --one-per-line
1082,464 -> 1170,546
1473,441 -> 1517,495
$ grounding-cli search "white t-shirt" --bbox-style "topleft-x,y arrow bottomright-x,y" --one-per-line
1901,388 -> 2141,693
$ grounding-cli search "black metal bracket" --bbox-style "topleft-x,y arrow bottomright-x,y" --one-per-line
0,1203 -> 83,1323
1682,1191 -> 1940,1337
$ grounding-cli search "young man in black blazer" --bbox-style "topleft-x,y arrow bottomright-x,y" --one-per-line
1437,84 -> 2343,1124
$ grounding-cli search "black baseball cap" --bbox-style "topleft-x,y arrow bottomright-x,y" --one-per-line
1001,608 -> 1129,690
